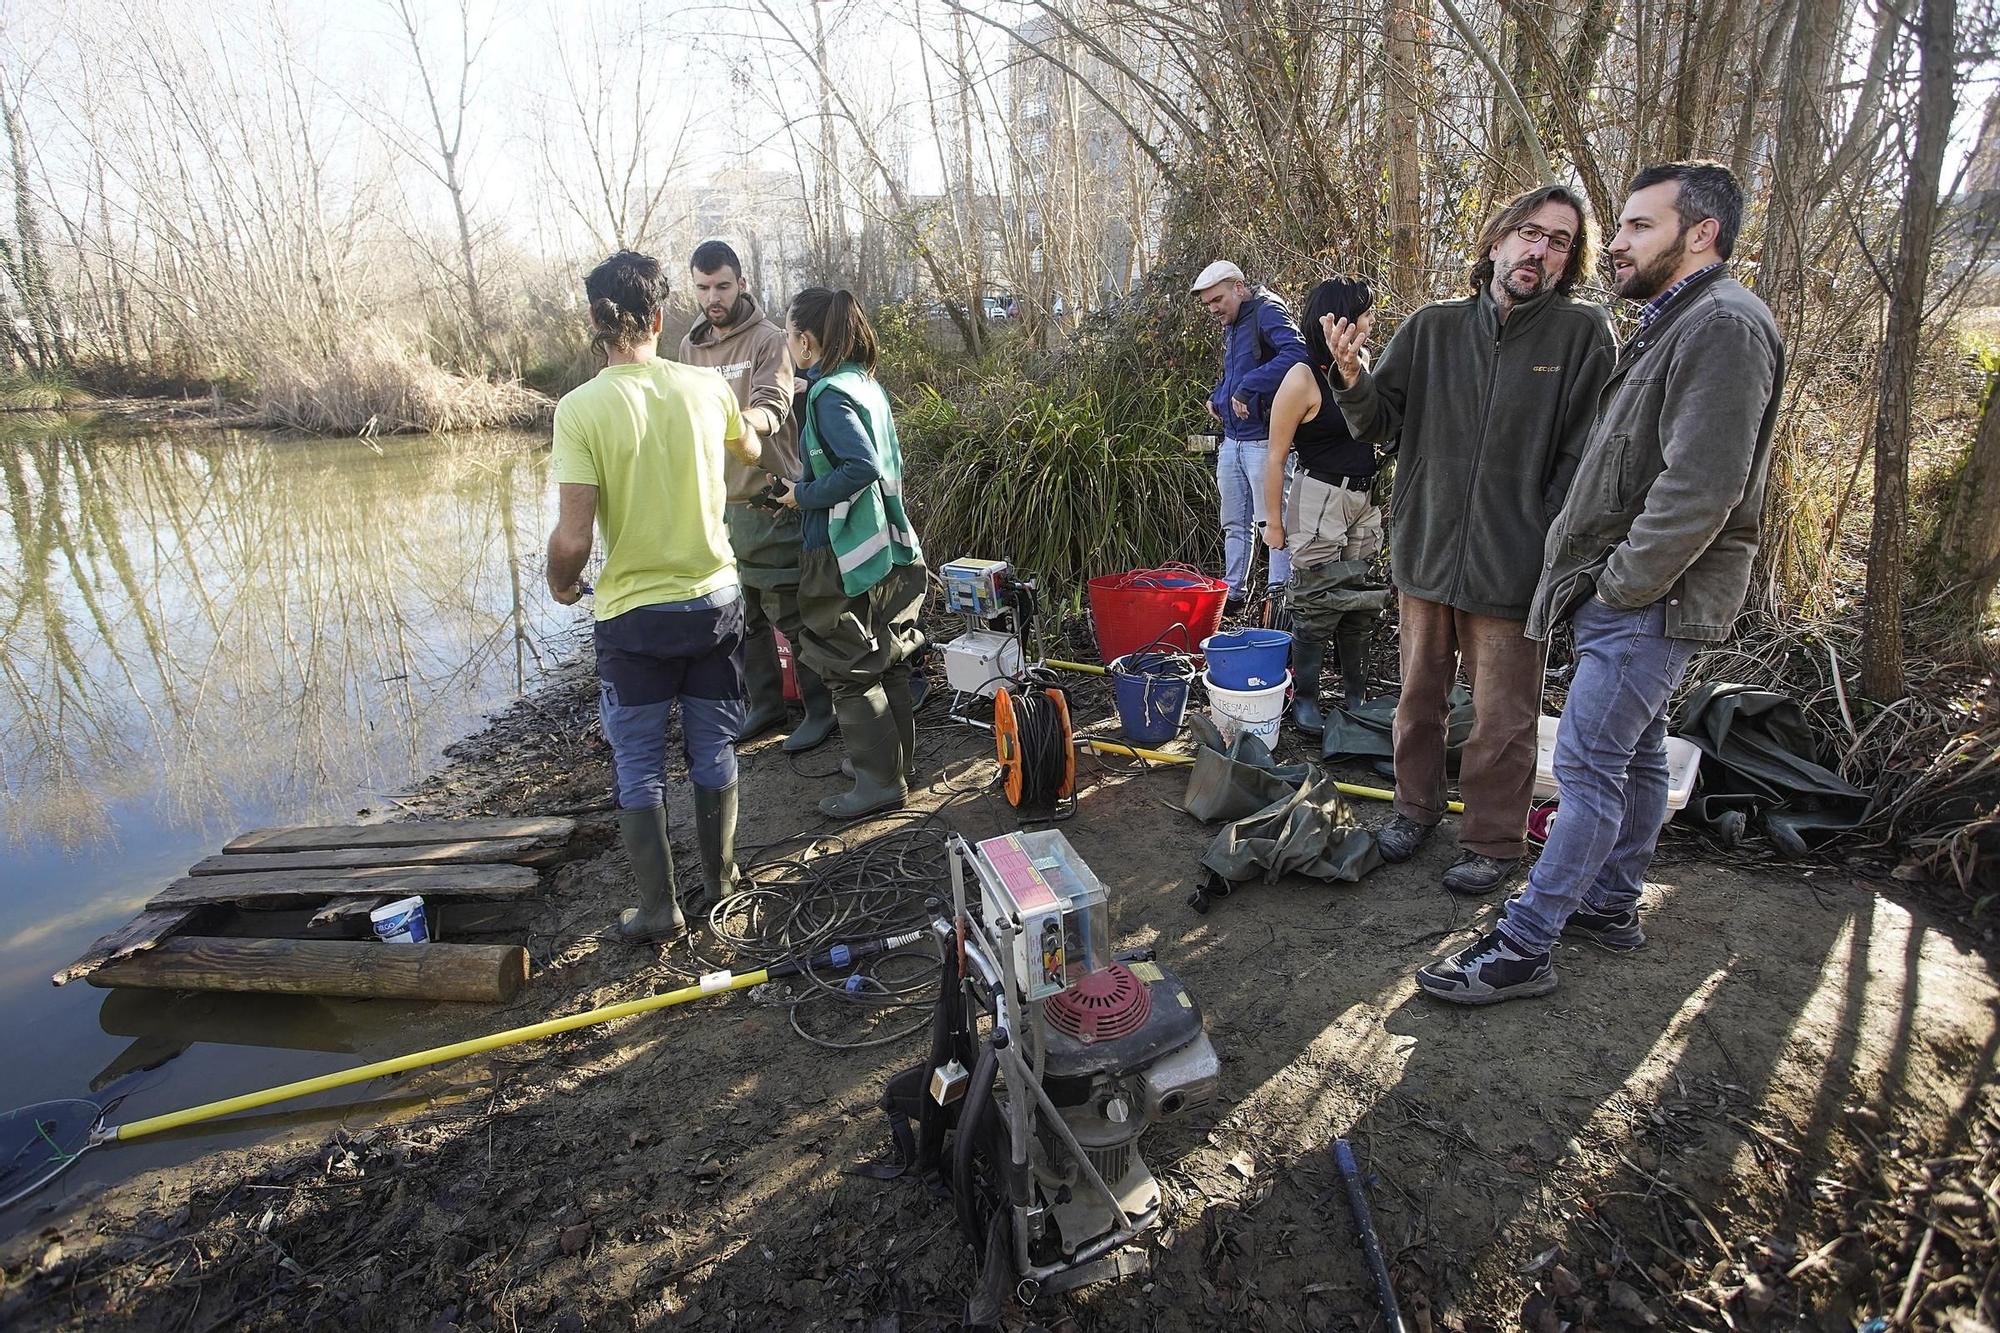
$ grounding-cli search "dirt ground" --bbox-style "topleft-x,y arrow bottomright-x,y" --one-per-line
3,645 -> 1997,1333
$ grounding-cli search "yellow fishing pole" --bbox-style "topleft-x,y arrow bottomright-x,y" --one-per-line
1075,737 -> 1465,813
1,930 -> 925,1204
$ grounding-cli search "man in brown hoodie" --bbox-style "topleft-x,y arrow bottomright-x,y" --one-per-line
677,240 -> 835,751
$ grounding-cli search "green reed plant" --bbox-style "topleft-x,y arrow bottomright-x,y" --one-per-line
900,364 -> 1218,601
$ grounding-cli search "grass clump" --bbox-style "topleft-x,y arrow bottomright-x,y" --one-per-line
255,328 -> 551,436
0,370 -> 95,410
900,364 -> 1216,598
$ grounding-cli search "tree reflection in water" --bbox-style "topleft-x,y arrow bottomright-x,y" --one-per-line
0,426 -> 575,850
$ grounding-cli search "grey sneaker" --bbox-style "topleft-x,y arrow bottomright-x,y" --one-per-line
1375,814 -> 1433,863
1441,852 -> 1520,896
1416,926 -> 1556,1005
1562,904 -> 1646,953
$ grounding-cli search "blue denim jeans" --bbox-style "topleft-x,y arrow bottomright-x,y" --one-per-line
1500,598 -> 1699,954
595,588 -> 747,805
1218,438 -> 1291,596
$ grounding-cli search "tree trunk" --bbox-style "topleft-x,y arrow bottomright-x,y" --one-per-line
1933,373 -> 2000,630
1384,0 -> 1424,304
1861,0 -> 1956,702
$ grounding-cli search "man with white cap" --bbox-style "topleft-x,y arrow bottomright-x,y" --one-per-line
1193,260 -> 1308,616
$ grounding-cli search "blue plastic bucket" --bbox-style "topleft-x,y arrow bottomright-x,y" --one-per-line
1108,651 -> 1196,745
1200,628 -> 1293,691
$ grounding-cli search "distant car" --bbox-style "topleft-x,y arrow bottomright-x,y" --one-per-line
981,296 -> 1012,322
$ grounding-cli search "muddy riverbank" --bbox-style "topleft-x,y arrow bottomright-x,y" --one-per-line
3,646 -> 1996,1332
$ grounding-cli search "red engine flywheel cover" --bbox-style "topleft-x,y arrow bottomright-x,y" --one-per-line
1045,963 -> 1152,1044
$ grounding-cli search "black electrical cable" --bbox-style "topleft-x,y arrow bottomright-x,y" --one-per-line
652,818 -> 949,1050
1007,686 -> 1073,817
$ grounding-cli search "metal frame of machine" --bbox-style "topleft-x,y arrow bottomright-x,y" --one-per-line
931,830 -> 1219,1300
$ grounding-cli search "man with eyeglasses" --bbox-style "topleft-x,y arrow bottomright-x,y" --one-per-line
1418,161 -> 1784,1004
1325,183 -> 1615,897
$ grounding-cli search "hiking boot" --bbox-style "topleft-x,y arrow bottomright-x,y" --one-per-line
1375,814 -> 1433,863
614,805 -> 686,941
782,663 -> 837,753
821,688 -> 908,820
688,782 -> 742,923
1290,638 -> 1325,736
1442,852 -> 1520,896
1562,904 -> 1646,953
736,629 -> 789,744
1415,926 -> 1556,1005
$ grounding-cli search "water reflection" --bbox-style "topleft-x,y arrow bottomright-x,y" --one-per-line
0,427 -> 567,850
0,424 -> 575,1228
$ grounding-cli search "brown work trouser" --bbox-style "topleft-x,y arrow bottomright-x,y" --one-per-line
1392,593 -> 1545,859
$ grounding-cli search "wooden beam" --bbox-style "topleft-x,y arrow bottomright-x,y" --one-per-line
186,838 -> 559,877
148,863 -> 540,910
53,908 -> 199,986
224,817 -> 575,854
87,937 -> 532,1003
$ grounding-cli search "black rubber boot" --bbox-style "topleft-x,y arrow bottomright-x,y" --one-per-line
615,806 -> 685,941
689,782 -> 740,922
1290,637 -> 1326,736
1336,616 -> 1373,710
736,628 -> 789,743
821,688 -> 908,819
781,662 -> 837,753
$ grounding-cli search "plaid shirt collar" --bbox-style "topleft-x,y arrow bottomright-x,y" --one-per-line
1637,262 -> 1724,331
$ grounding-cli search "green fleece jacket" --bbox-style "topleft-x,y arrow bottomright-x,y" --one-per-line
1334,285 -> 1616,619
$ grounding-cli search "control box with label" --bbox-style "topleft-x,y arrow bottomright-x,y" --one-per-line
973,829 -> 1111,1000
941,558 -> 1011,619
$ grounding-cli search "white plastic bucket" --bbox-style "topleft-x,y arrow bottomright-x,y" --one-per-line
1203,669 -> 1289,748
370,895 -> 430,944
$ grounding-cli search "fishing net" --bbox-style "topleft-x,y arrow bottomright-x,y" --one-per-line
0,1099 -> 105,1208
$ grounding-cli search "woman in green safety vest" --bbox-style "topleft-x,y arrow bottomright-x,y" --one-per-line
774,288 -> 930,819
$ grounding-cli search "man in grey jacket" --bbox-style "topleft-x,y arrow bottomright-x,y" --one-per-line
1328,184 -> 1616,895
1418,161 -> 1786,1005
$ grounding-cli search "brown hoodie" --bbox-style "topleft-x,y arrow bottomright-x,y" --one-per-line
677,292 -> 800,502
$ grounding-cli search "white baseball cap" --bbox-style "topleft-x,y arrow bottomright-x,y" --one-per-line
1191,260 -> 1245,293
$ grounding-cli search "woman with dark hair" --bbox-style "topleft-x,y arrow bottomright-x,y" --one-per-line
1259,276 -> 1391,733
774,288 -> 929,819
544,250 -> 764,940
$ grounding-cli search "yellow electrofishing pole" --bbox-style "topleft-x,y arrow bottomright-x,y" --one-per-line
0,930 -> 926,1206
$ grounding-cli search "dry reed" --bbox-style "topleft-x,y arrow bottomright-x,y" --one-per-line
254,329 -> 551,436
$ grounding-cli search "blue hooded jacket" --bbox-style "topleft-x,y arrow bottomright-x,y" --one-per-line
1208,287 -> 1308,441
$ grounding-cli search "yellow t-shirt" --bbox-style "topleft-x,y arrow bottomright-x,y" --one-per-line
550,359 -> 744,620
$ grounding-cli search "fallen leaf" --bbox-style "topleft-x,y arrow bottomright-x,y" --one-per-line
1516,1245 -> 1561,1275
1226,1151 -> 1256,1180
1607,1279 -> 1660,1327
1547,1264 -> 1582,1299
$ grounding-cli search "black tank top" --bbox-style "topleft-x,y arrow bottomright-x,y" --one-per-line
1291,361 -> 1375,479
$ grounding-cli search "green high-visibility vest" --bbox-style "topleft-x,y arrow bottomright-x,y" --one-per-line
802,366 -> 923,596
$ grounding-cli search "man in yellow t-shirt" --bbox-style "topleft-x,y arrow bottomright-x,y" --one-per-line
546,250 -> 760,942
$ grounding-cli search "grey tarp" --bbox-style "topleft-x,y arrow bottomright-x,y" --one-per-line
1320,685 -> 1475,765
1676,682 -> 1869,854
1180,716 -> 1383,910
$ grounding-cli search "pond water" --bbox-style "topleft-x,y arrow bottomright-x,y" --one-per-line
0,421 -> 578,1227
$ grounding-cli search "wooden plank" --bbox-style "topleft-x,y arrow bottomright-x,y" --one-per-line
88,937 -> 532,1003
224,817 -> 575,854
309,896 -> 388,928
186,837 -> 557,877
53,908 -> 198,986
147,863 -> 540,910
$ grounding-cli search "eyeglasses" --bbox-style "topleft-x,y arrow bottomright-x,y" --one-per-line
1513,223 -> 1575,254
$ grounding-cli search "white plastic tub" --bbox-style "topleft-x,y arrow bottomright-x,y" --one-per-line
1532,714 -> 1702,821
1204,670 -> 1289,749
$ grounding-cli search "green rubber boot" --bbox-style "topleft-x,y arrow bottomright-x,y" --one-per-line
689,782 -> 740,922
1335,615 -> 1373,710
615,805 -> 685,941
885,662 -> 918,787
821,687 -> 908,820
1290,637 -> 1326,736
782,662 -> 837,753
736,628 -> 789,743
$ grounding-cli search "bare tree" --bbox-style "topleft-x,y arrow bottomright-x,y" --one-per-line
1861,0 -> 1961,700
